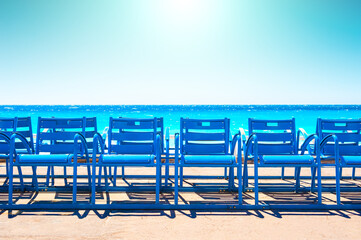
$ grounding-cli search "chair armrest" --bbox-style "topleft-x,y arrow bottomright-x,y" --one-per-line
101,127 -> 109,149
9,133 -> 34,166
92,133 -> 105,165
236,134 -> 243,163
174,133 -> 180,166
0,132 -> 10,143
230,128 -> 247,155
156,134 -> 161,165
74,133 -> 90,163
239,128 -> 247,144
300,134 -> 319,154
10,132 -> 33,155
165,127 -> 170,163
244,133 -> 258,162
93,133 -> 105,154
299,134 -> 321,165
297,128 -> 309,151
320,134 -> 339,163
231,133 -> 239,155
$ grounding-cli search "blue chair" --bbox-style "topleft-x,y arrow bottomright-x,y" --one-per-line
84,117 -> 98,152
154,117 -> 172,187
104,117 -> 168,187
174,118 -> 242,205
0,117 -> 34,184
91,117 -> 162,204
244,118 -> 322,205
8,117 -> 91,205
317,118 -> 361,205
47,117 -> 97,186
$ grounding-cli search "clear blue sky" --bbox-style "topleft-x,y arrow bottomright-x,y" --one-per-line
0,0 -> 360,105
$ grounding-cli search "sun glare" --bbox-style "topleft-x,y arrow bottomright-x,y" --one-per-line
158,0 -> 211,27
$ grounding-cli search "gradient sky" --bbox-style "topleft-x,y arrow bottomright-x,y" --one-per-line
0,0 -> 360,105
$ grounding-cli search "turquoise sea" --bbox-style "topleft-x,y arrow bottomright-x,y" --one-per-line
1,105 -> 361,135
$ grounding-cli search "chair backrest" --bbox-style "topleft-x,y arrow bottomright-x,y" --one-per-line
180,118 -> 230,155
317,118 -> 361,156
84,117 -> 98,151
115,117 -> 164,153
248,118 -> 297,155
0,117 -> 34,154
36,117 -> 88,154
157,118 -> 164,153
108,117 -> 158,154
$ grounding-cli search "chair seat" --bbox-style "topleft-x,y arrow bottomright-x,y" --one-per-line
341,156 -> 361,165
17,154 -> 73,164
101,154 -> 154,164
183,155 -> 236,165
261,155 -> 314,164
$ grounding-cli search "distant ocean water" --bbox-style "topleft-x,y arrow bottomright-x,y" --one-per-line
1,105 -> 361,135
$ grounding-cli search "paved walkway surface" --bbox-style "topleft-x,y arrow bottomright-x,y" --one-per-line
1,166 -> 361,239
1,209 -> 361,240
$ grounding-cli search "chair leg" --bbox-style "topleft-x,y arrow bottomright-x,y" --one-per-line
113,167 -> 117,186
17,166 -> 24,192
165,162 -> 169,187
228,167 -> 234,191
104,166 -> 109,192
243,163 -> 248,190
155,164 -> 161,204
281,167 -> 285,180
46,166 -> 51,186
231,167 -> 235,188
179,166 -> 184,187
8,163 -> 14,205
64,166 -> 68,186
4,159 -> 9,184
51,166 -> 55,186
121,166 -> 125,179
87,164 -> 92,188
352,167 -> 356,180
32,166 -> 38,191
310,167 -> 316,192
295,167 -> 301,192
254,163 -> 259,205
6,158 -> 9,175
91,164 -> 96,205
317,165 -> 322,204
174,164 -> 179,205
227,168 -> 231,190
294,167 -> 301,180
238,164 -> 243,205
97,166 -> 102,187
108,167 -> 112,181
72,164 -> 77,205
339,167 -> 343,180
335,165 -> 341,205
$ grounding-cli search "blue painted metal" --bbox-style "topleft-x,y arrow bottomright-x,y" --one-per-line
164,126 -> 170,187
1,116 -> 361,211
318,118 -> 361,205
0,117 -> 33,185
8,117 -> 91,206
46,117 -> 97,186
0,117 -> 34,152
0,132 -> 11,183
3,203 -> 361,211
175,118 -> 242,205
92,117 -> 162,204
108,117 -> 165,183
244,118 -> 322,205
